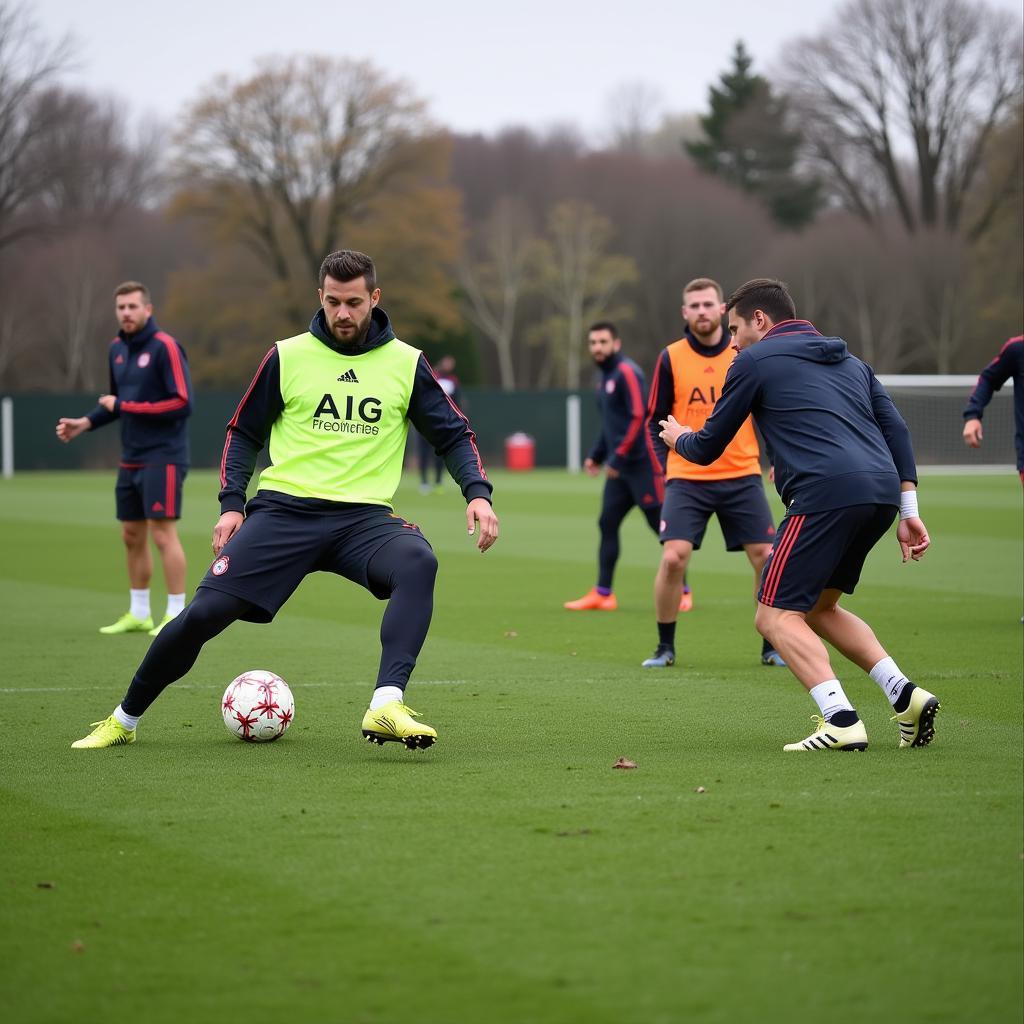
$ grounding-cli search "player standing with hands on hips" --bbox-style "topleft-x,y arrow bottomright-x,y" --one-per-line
660,278 -> 939,751
72,250 -> 498,750
56,281 -> 192,637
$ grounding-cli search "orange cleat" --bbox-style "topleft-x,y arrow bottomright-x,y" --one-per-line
564,588 -> 618,611
679,586 -> 694,613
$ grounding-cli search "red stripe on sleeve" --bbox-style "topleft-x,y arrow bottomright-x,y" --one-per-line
220,346 -> 277,489
615,362 -> 647,458
425,358 -> 488,481
155,332 -> 188,399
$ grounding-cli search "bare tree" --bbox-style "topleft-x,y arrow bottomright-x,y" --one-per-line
174,56 -> 447,321
604,81 -> 665,152
33,89 -> 163,220
458,198 -> 535,391
783,0 -> 1023,238
532,201 -> 637,389
0,1 -> 74,250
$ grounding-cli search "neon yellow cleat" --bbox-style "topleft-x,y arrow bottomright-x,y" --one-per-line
99,612 -> 153,635
894,685 -> 940,748
361,700 -> 437,750
783,715 -> 868,752
148,614 -> 176,637
71,715 -> 136,749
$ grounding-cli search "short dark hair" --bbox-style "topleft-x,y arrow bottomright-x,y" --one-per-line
319,250 -> 377,291
114,280 -> 150,303
725,278 -> 796,324
588,320 -> 619,338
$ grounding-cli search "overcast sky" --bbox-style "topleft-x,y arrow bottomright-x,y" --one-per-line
31,0 -> 1024,140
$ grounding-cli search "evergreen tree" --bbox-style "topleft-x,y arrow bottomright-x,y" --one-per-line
686,42 -> 821,229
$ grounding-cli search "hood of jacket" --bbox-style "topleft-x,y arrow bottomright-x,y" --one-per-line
309,306 -> 396,356
761,320 -> 848,364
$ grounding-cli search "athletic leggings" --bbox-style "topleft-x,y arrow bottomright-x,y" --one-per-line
120,535 -> 438,717
598,495 -> 661,590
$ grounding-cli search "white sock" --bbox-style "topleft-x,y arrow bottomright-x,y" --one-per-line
165,593 -> 186,617
809,679 -> 855,721
370,685 -> 404,710
130,589 -> 151,619
869,657 -> 910,707
113,705 -> 140,730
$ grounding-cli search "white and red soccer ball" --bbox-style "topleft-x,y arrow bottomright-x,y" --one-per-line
221,670 -> 294,742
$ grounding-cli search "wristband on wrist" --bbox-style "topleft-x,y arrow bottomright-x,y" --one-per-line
899,490 -> 919,520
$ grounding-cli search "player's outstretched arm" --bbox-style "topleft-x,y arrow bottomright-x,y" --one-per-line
466,498 -> 498,553
897,517 -> 930,562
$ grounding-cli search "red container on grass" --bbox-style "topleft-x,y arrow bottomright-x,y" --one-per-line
504,432 -> 535,471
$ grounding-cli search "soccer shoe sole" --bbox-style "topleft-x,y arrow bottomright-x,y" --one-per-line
898,696 -> 940,748
761,651 -> 786,667
362,729 -> 436,750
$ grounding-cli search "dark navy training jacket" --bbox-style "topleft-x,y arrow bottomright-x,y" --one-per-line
674,320 -> 916,514
86,317 -> 192,465
588,351 -> 654,472
219,307 -> 492,514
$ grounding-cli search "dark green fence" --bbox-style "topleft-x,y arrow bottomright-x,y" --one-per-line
2,390 -> 601,471
3,382 -> 1014,472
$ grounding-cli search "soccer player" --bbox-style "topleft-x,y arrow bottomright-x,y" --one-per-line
55,281 -> 192,637
962,335 -> 1024,483
564,321 -> 681,611
660,277 -> 939,751
71,250 -> 498,750
417,355 -> 462,493
642,278 -> 782,668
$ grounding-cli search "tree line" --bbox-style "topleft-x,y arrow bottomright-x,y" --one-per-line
0,0 -> 1020,393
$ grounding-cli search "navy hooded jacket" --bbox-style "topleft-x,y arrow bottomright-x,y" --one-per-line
674,320 -> 916,514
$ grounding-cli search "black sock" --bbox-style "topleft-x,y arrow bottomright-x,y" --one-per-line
657,621 -> 676,649
761,636 -> 775,656
892,683 -> 915,713
829,708 -> 859,727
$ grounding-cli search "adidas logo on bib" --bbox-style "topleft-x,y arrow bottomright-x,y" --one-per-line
337,369 -> 360,383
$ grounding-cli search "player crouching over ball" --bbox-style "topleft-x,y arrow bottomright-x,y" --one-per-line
72,249 -> 498,751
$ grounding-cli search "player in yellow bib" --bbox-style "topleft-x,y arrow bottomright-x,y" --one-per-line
72,250 -> 499,751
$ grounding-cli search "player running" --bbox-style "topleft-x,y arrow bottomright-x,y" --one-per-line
661,277 -> 939,751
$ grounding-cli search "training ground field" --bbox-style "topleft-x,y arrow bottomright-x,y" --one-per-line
1,469 -> 1021,1023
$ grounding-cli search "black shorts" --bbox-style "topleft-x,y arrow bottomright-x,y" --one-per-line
659,476 -> 776,551
197,492 -> 434,623
758,503 -> 897,612
606,461 -> 662,511
116,463 -> 187,521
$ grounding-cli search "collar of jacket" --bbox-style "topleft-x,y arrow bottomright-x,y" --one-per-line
309,306 -> 396,356
763,319 -> 823,339
599,351 -> 623,375
118,317 -> 159,349
684,326 -> 731,358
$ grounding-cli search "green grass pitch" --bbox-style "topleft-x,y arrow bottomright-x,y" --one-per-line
1,469 -> 1021,1023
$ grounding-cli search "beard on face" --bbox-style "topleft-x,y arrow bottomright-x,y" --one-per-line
331,305 -> 373,346
689,317 -> 720,340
